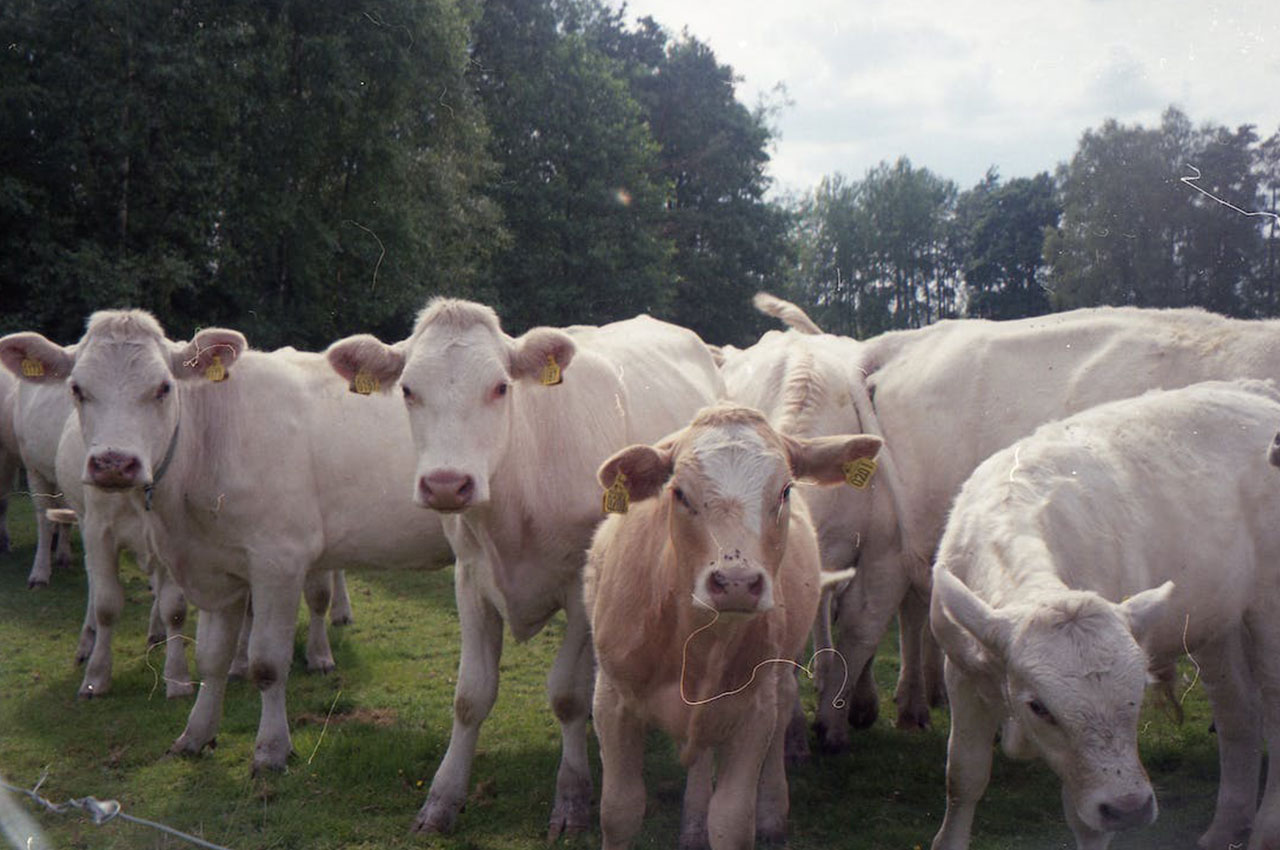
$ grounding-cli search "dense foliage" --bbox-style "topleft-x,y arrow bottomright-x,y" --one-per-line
2,1 -> 1278,346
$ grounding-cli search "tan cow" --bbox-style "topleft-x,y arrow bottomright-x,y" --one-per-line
585,405 -> 881,849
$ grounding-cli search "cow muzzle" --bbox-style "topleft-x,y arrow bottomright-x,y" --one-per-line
702,565 -> 771,614
418,470 -> 476,512
1092,790 -> 1156,832
86,450 -> 143,490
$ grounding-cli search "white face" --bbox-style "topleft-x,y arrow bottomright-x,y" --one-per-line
672,423 -> 793,614
1004,613 -> 1156,834
69,337 -> 179,490
399,323 -> 512,511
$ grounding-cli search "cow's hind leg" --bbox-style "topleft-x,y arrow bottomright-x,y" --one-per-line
1195,627 -> 1260,850
149,560 -> 193,698
1244,610 -> 1280,850
302,570 -> 336,673
413,565 -> 503,835
328,569 -> 353,626
546,588 -> 593,841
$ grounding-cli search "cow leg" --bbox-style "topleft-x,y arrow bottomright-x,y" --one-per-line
706,706 -> 773,850
0,451 -> 17,553
302,570 -> 336,674
1195,628 -> 1260,850
1244,612 -> 1280,850
894,587 -> 933,729
246,573 -> 305,774
171,597 -> 246,757
816,555 -> 911,753
596,676 -> 648,850
25,469 -> 57,588
329,569 -> 353,626
150,560 -> 193,699
930,660 -> 1001,850
546,587 -> 594,841
756,670 -> 794,844
52,517 -> 73,570
413,567 -> 503,834
78,517 -> 123,699
229,601 -> 252,680
679,749 -> 713,850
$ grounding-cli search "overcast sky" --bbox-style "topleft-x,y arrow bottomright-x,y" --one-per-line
610,0 -> 1280,197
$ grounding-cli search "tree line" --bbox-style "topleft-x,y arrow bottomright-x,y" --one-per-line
3,0 -> 1277,349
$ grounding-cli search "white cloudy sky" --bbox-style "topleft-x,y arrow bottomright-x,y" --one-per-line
610,0 -> 1280,196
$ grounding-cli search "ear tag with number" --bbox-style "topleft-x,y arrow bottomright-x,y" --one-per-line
205,354 -> 228,383
540,354 -> 562,386
842,457 -> 877,489
20,357 -> 45,378
602,472 -> 630,515
351,370 -> 379,395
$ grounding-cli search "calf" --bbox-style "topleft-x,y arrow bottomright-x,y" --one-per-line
585,404 -> 881,849
326,298 -> 723,837
929,380 -> 1280,850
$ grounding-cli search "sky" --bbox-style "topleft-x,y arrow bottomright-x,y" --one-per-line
609,0 -> 1280,197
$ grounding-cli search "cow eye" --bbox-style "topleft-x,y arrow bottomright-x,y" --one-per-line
492,381 -> 508,400
155,381 -> 171,401
402,384 -> 415,403
672,486 -> 695,513
1027,699 -> 1056,725
780,483 -> 793,503
70,383 -> 84,403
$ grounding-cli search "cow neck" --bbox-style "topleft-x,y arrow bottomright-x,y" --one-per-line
144,420 -> 181,512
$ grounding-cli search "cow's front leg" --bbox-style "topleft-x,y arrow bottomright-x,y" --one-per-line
1244,612 -> 1280,850
171,595 -> 246,757
247,572 -> 306,774
546,587 -> 593,841
413,565 -> 503,834
930,660 -> 1000,850
78,516 -> 122,699
679,749 -> 713,850
595,676 -> 647,850
706,703 -> 773,850
756,670 -> 793,844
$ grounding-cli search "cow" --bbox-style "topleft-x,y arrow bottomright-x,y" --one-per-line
727,300 -> 1280,755
11,379 -> 76,587
585,404 -> 881,849
0,367 -> 19,555
0,310 -> 451,776
325,298 -> 724,837
929,380 -> 1280,850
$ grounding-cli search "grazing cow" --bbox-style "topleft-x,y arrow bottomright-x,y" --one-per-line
586,405 -> 880,849
728,299 -> 1280,755
929,380 -> 1280,850
0,311 -> 451,775
326,298 -> 724,837
0,367 -> 20,554
11,380 -> 76,587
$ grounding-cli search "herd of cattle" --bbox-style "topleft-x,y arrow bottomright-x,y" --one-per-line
2,293 -> 1279,850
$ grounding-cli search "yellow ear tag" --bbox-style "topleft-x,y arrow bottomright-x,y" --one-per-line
351,370 -> 379,395
205,354 -> 228,383
842,457 -> 877,489
602,472 -> 630,515
20,357 -> 45,378
540,354 -> 562,386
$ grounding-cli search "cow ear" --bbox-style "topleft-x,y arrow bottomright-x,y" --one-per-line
326,334 -> 405,394
934,568 -> 1015,662
785,433 -> 882,485
598,443 -> 674,502
1120,581 -> 1174,650
509,327 -> 576,383
172,328 -> 247,381
0,332 -> 74,383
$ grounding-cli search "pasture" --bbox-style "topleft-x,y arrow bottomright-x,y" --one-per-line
0,495 -> 1223,849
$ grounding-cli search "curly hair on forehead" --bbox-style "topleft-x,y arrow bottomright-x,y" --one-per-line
82,309 -> 167,345
412,297 -> 503,338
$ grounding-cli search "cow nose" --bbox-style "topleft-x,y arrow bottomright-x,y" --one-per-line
419,471 -> 475,512
87,451 -> 142,489
1097,791 -> 1156,831
706,566 -> 766,613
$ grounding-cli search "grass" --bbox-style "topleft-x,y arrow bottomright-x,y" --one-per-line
0,494 -> 1221,849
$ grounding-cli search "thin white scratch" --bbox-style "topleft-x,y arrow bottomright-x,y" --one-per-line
1181,164 -> 1280,226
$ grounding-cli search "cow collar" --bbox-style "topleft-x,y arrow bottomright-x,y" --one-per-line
144,421 -> 180,512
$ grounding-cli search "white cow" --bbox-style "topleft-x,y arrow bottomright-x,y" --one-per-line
0,310 -> 451,775
0,367 -> 20,554
326,298 -> 724,837
727,300 -> 1280,755
11,380 -> 76,586
930,380 -> 1280,850
586,404 -> 879,849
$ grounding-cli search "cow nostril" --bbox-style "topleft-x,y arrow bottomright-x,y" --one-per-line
457,476 -> 474,500
709,570 -> 728,593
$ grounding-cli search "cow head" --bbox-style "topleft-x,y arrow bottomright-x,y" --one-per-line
327,298 -> 574,511
597,404 -> 881,615
0,311 -> 245,493
934,569 -> 1173,835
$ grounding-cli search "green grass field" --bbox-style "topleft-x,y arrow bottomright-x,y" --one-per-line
0,495 -> 1222,849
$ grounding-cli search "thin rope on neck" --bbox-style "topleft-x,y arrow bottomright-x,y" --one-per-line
679,594 -> 850,708
144,421 -> 180,512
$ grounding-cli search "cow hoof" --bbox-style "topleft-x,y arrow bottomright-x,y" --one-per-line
27,579 -> 49,590
547,798 -> 590,842
165,681 -> 196,699
77,682 -> 110,700
812,721 -> 850,756
169,736 -> 216,759
847,698 -> 879,730
54,554 -> 72,570
756,824 -> 787,845
330,613 -> 353,627
306,657 -> 336,675
411,794 -> 460,834
895,706 -> 932,731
